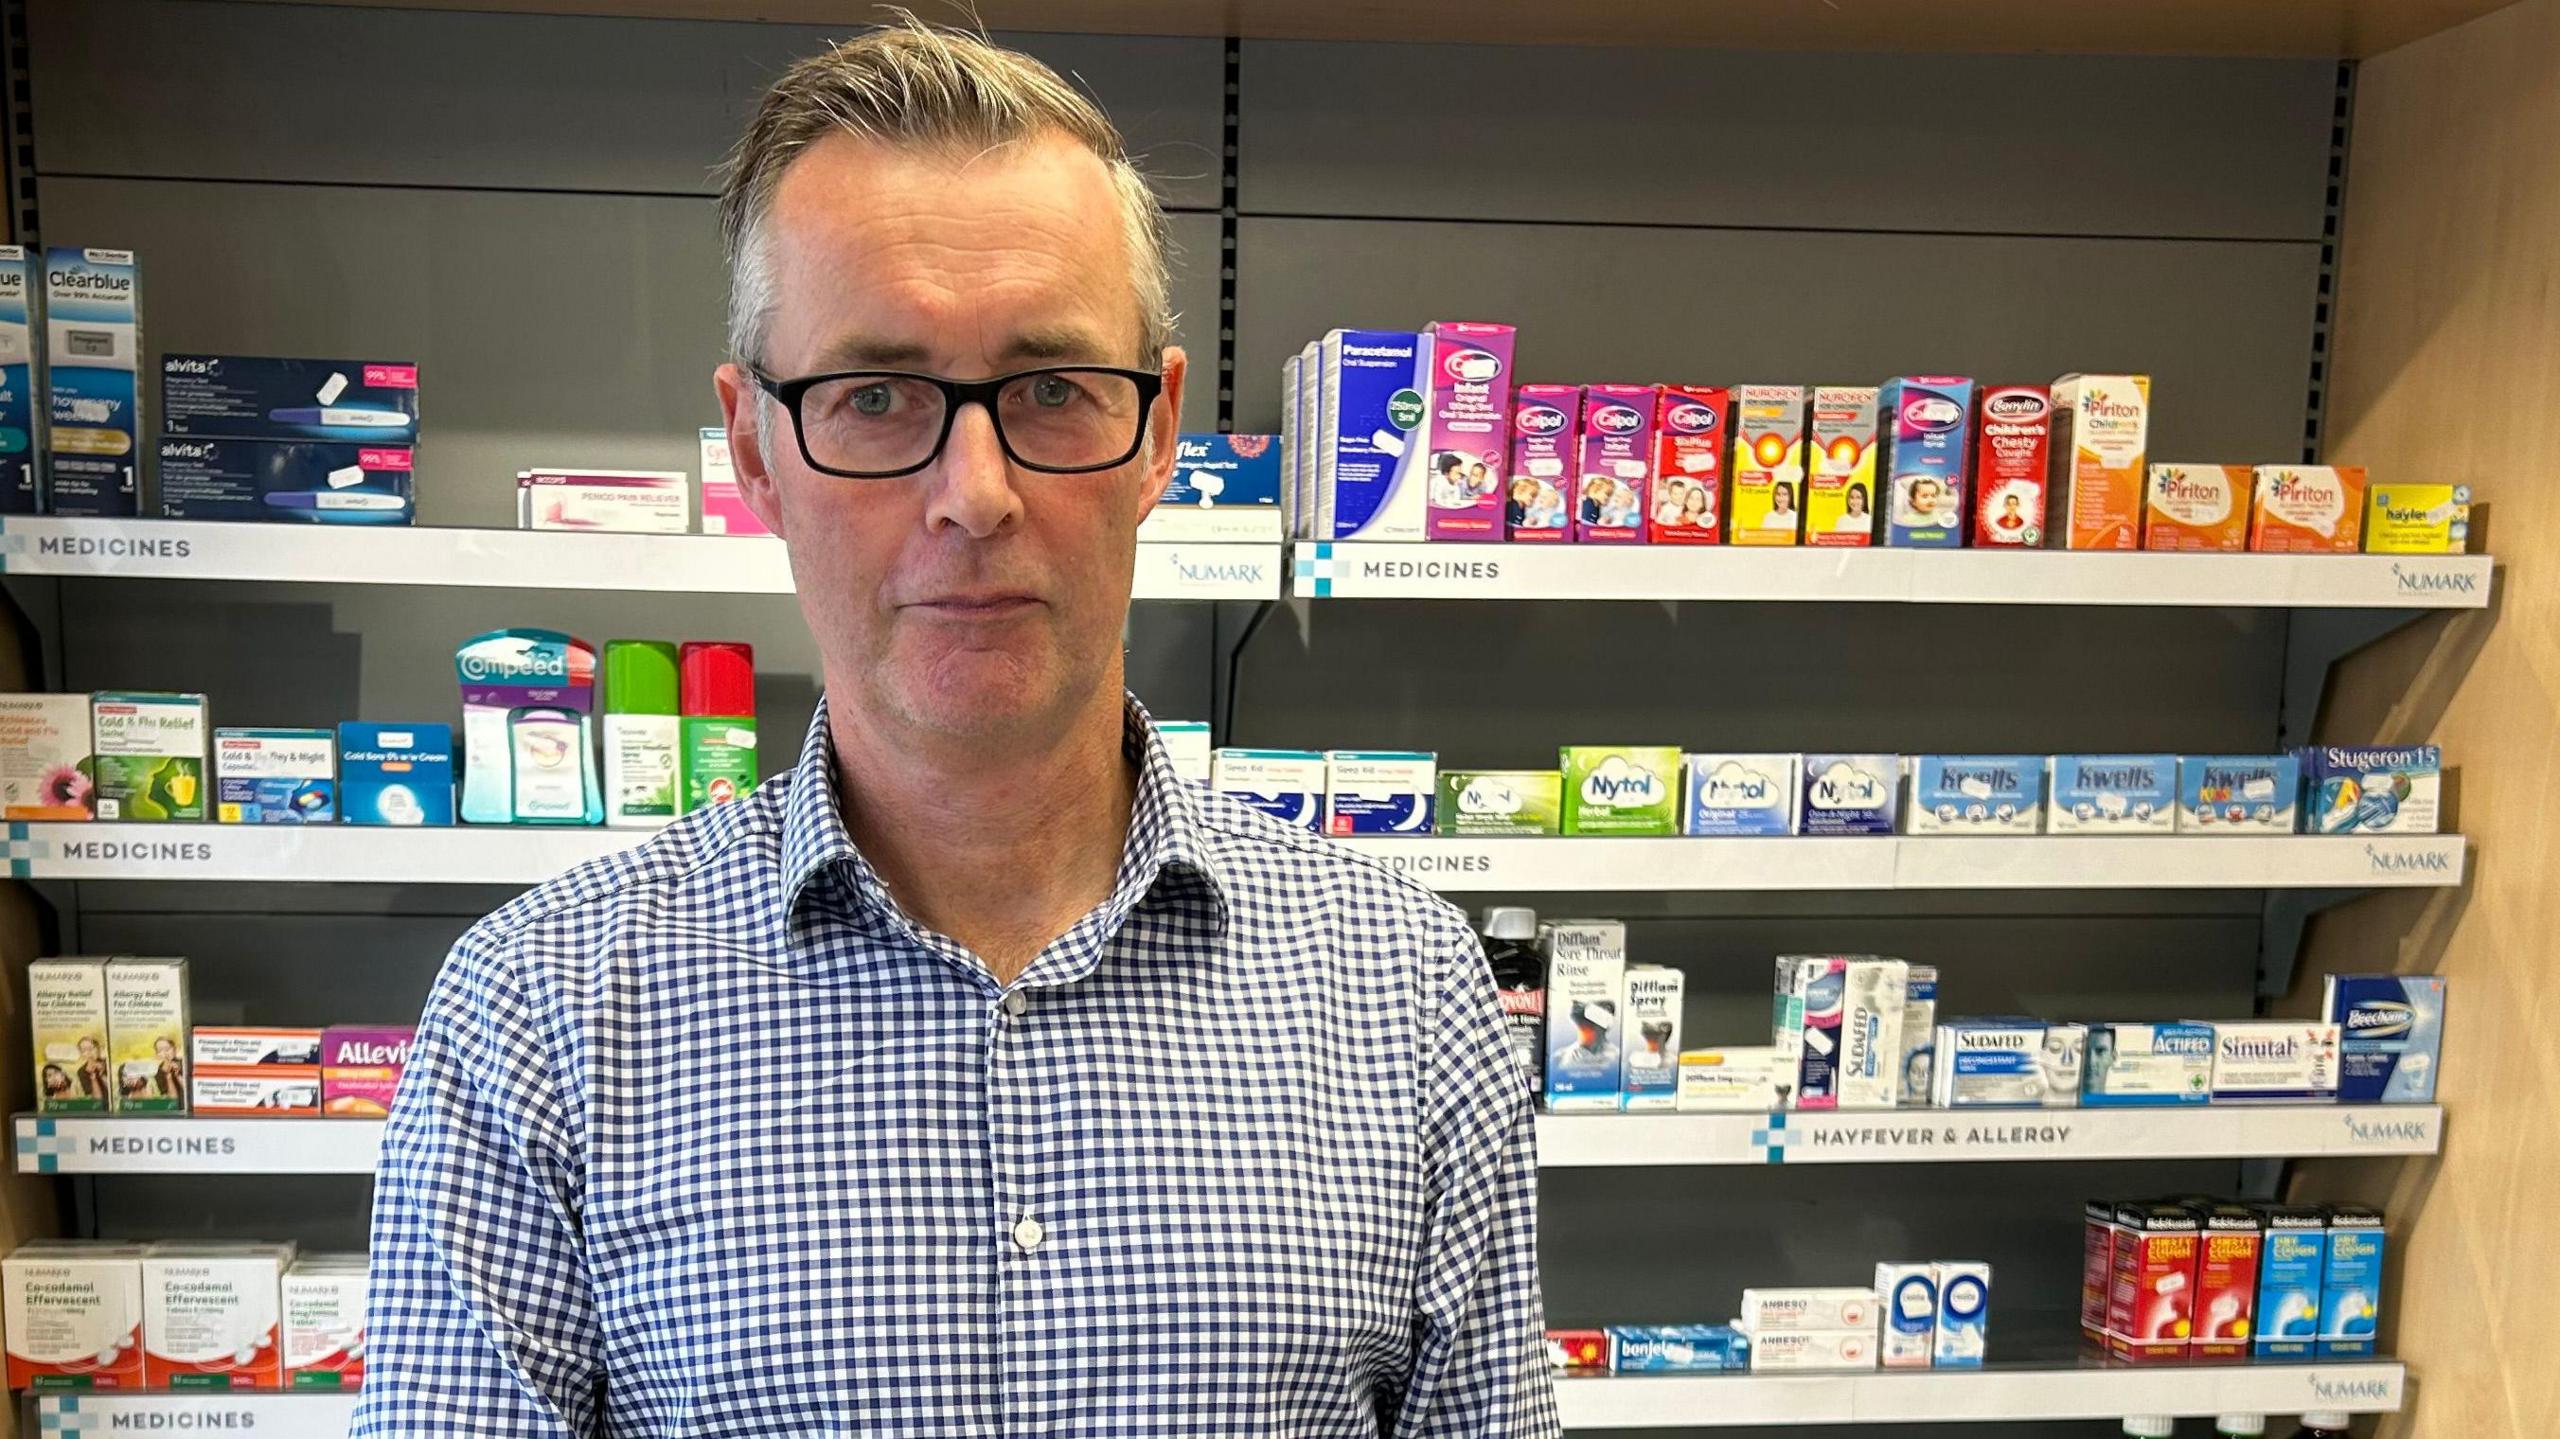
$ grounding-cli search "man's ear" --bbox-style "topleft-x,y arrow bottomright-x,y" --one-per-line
1135,345 -> 1188,520
713,363 -> 788,539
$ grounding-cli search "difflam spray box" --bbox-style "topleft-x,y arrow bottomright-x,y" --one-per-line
2300,743 -> 2441,835
44,247 -> 141,517
2324,973 -> 2445,1103
1418,321 -> 1514,542
2050,374 -> 2149,550
1575,385 -> 1657,543
2045,754 -> 2176,835
1620,965 -> 1684,1111
1316,329 -> 1427,541
1683,752 -> 1800,836
0,247 -> 38,513
1972,385 -> 2049,547
1646,384 -> 1728,544
1877,376 -> 1973,548
1799,754 -> 1899,835
1507,385 -> 1578,541
1804,386 -> 1879,547
1729,384 -> 1807,546
1543,920 -> 1627,1111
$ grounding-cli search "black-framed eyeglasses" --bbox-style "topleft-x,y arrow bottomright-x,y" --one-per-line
751,365 -> 1164,480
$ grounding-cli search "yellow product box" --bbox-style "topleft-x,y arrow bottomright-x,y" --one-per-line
1728,384 -> 1807,546
2363,482 -> 2471,554
105,958 -> 188,1113
30,958 -> 112,1113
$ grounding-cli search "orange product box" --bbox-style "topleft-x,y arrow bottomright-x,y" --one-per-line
2143,464 -> 2250,552
2049,374 -> 2150,550
142,1244 -> 290,1390
1646,385 -> 1729,544
2249,464 -> 2366,553
1545,1329 -> 1609,1376
192,1066 -> 323,1116
5,1243 -> 149,1390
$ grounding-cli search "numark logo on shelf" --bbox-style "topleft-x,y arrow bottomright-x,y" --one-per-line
1160,548 -> 1267,590
2390,559 -> 2479,596
2340,1111 -> 2433,1146
2308,1371 -> 2396,1404
2363,842 -> 2454,876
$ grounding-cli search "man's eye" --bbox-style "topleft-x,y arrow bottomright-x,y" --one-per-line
1031,375 -> 1077,408
850,384 -> 896,417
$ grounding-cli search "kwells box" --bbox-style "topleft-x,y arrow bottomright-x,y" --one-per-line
2050,374 -> 2150,550
1728,385 -> 1807,546
1804,385 -> 1879,547
1575,385 -> 1657,543
2103,1200 -> 2200,1364
1507,384 -> 1579,542
1419,321 -> 1515,542
1646,385 -> 1729,544
2249,464 -> 2366,553
2143,464 -> 2250,552
1972,386 -> 2050,547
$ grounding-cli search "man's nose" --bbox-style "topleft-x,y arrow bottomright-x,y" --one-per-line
923,400 -> 1026,538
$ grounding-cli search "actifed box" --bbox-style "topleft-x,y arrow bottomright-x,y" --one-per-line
1316,329 -> 1428,542
2363,482 -> 2470,554
1876,376 -> 1973,548
2300,743 -> 2441,835
2049,374 -> 2149,550
2045,754 -> 2176,835
1728,384 -> 1807,546
1436,769 -> 1562,836
2142,463 -> 2249,552
0,693 -> 95,820
337,721 -> 454,827
1506,385 -> 1578,541
1874,1264 -> 1936,1368
2319,1205 -> 2386,1358
1789,957 -> 1908,1111
44,247 -> 141,517
1647,384 -> 1729,544
1543,920 -> 1627,1112
2252,1205 -> 2328,1360
1905,754 -> 2043,834
90,691 -> 207,822
1931,1018 -> 2084,1108
518,470 -> 690,534
1799,754 -> 1899,835
2103,1201 -> 2200,1364
1676,1046 -> 1789,1111
1143,433 -> 1282,543
1932,1263 -> 1991,1368
158,440 -> 415,525
2082,1021 -> 2214,1106
1972,385 -> 2049,547
2250,464 -> 2366,553
698,426 -> 770,537
2324,973 -> 2445,1103
159,356 -> 420,443
1560,745 -> 1681,835
1322,750 -> 1435,836
1620,965 -> 1683,1112
1574,384 -> 1656,543
1419,322 -> 1514,542
1683,752 -> 1800,836
213,727 -> 335,824
1804,386 -> 1879,547
0,247 -> 39,513
2209,1020 -> 2340,1103
2176,754 -> 2301,834
1211,748 -> 1324,831
2189,1202 -> 2262,1363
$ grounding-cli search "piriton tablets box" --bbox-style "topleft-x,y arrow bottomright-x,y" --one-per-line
2250,464 -> 2365,553
2142,463 -> 2250,551
2325,973 -> 2446,1103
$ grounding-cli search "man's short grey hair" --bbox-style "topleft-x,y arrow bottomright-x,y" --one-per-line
716,17 -> 1174,374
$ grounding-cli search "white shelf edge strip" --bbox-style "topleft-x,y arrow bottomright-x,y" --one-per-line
16,1116 -> 388,1174
1291,540 -> 2492,609
0,518 -> 1281,600
34,1393 -> 359,1433
1551,1361 -> 2406,1428
2,826 -> 2466,890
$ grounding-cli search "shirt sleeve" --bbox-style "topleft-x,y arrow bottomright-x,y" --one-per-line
1393,919 -> 1562,1439
351,922 -> 602,1438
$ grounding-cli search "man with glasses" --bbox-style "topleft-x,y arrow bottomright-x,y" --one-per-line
356,19 -> 1556,1439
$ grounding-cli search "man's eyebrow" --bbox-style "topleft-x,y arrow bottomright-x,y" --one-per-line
997,327 -> 1117,365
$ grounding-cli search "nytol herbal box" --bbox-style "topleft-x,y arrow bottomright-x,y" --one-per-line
91,691 -> 207,822
1419,321 -> 1515,541
2143,463 -> 2250,552
2209,1021 -> 2340,1103
2045,754 -> 2175,835
1507,385 -> 1578,541
1316,329 -> 1427,541
1323,750 -> 1435,836
2082,1021 -> 2214,1106
1647,384 -> 1729,544
1729,384 -> 1807,546
0,692 -> 95,820
1876,376 -> 1973,549
0,247 -> 39,513
1561,746 -> 1681,836
2177,754 -> 2300,834
1683,752 -> 1800,836
2050,374 -> 2150,550
2250,465 -> 2365,553
1799,754 -> 1899,835
1972,385 -> 2049,548
2301,743 -> 2441,835
1543,920 -> 1628,1112
1211,748 -> 1324,831
1905,755 -> 2043,834
1436,770 -> 1562,836
1804,386 -> 1879,547
2325,973 -> 2445,1103
1575,385 -> 1657,543
215,727 -> 335,824
44,247 -> 141,517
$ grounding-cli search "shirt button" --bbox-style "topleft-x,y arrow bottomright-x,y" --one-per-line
1003,989 -> 1030,1017
1012,1216 -> 1046,1251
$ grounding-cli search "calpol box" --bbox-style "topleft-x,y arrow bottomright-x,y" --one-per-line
2050,374 -> 2150,550
1317,329 -> 1428,541
1877,377 -> 1973,548
1804,385 -> 1879,547
2249,464 -> 2365,553
1728,385 -> 1807,546
1972,386 -> 2050,547
2301,743 -> 2441,835
321,1024 -> 413,1118
1646,385 -> 1729,544
2103,1201 -> 2200,1364
1574,385 -> 1656,543
1506,385 -> 1578,541
2325,973 -> 2446,1103
2142,464 -> 2249,552
1419,322 -> 1514,542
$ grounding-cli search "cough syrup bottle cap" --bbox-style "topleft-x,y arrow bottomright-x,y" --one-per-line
1482,906 -> 1539,942
680,641 -> 756,718
603,640 -> 679,717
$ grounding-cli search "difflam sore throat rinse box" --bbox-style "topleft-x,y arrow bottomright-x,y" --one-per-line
1543,920 -> 1627,1112
1418,322 -> 1514,542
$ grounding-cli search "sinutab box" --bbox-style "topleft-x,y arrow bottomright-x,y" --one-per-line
160,356 -> 420,443
2300,743 -> 2441,836
2208,1020 -> 2341,1103
2102,1201 -> 2200,1364
2325,973 -> 2445,1103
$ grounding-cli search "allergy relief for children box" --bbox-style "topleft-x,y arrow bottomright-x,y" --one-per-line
2104,1202 -> 2200,1364
1804,386 -> 1878,547
0,693 -> 94,820
1543,920 -> 1627,1111
31,959 -> 111,1113
2302,743 -> 2441,835
1728,385 -> 1807,546
1418,321 -> 1514,542
337,722 -> 454,827
1436,770 -> 1561,836
1323,750 -> 1435,836
2209,1021 -> 2340,1103
2252,1206 -> 2328,1359
1620,965 -> 1683,1112
0,247 -> 39,513
44,247 -> 140,517
214,728 -> 335,824
1875,1263 -> 1936,1368
160,356 -> 420,444
2082,1021 -> 2214,1106
1574,385 -> 1657,543
1560,746 -> 1681,836
90,691 -> 206,822
2189,1203 -> 2262,1362
1876,376 -> 1972,548
2325,974 -> 2445,1103
1905,755 -> 2043,834
517,470 -> 690,534
1931,1018 -> 2084,1108
1683,753 -> 1800,836
1676,1046 -> 1788,1111
2142,464 -> 2249,551
142,1243 -> 291,1389
321,1024 -> 413,1118
1317,329 -> 1428,542
1506,385 -> 1578,541
2364,482 -> 2470,554
1211,748 -> 1324,831
1143,434 -> 1282,543
2049,374 -> 2150,550
2045,754 -> 2176,835
1789,957 -> 1908,1110
2177,754 -> 2301,834
105,957 -> 187,1114
2319,1205 -> 2385,1358
159,440 -> 415,525
6,1242 -> 148,1389
1799,754 -> 1899,835
1972,386 -> 2049,547
1646,385 -> 1728,544
2250,464 -> 2365,553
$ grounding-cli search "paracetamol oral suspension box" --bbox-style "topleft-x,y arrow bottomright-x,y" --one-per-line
1739,1288 -> 1879,1334
1507,384 -> 1578,541
105,957 -> 187,1114
2188,1202 -> 2262,1362
1932,1019 -> 2084,1108
90,691 -> 208,822
1791,957 -> 1908,1110
44,247 -> 141,516
2050,374 -> 2150,550
0,247 -> 39,512
6,1243 -> 148,1389
1876,376 -> 1973,548
2176,754 -> 2301,834
1728,384 -> 1807,546
1419,321 -> 1514,542
2252,1205 -> 2328,1359
2319,1205 -> 2385,1358
1676,1046 -> 1789,1111
2045,754 -> 2176,835
31,959 -> 111,1113
1932,1263 -> 1990,1368
1316,329 -> 1427,541
214,727 -> 336,824
1805,385 -> 1879,547
2104,1201 -> 2200,1365
1682,752 -> 1800,836
2082,1021 -> 2214,1106
2364,482 -> 2470,554
1574,385 -> 1657,543
159,355 -> 421,444
1323,750 -> 1435,836
1620,965 -> 1684,1111
1875,1263 -> 1936,1368
0,692 -> 95,820
2250,464 -> 2367,553
338,722 -> 454,826
281,1258 -> 367,1389
1972,385 -> 2049,547
2301,743 -> 2442,835
2325,974 -> 2445,1103
1905,754 -> 2043,834
1543,920 -> 1627,1112
1560,745 -> 1681,836
2209,1021 -> 2340,1103
1647,384 -> 1729,544
2142,463 -> 2249,552
143,1243 -> 291,1389
1211,748 -> 1324,831
1436,769 -> 1562,836
1799,754 -> 1900,835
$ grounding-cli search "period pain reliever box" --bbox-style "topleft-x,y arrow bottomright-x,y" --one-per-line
1905,755 -> 2043,834
1418,321 -> 1514,542
1646,385 -> 1729,544
2301,743 -> 2441,835
1560,746 -> 1681,836
1933,1263 -> 1991,1368
143,1243 -> 292,1389
1972,386 -> 2050,547
1875,1264 -> 1936,1368
2082,1021 -> 2214,1106
2046,754 -> 2176,835
215,727 -> 335,824
1543,920 -> 1627,1112
1212,748 -> 1324,831
2050,374 -> 2150,550
0,693 -> 95,820
1574,385 -> 1657,543
1877,376 -> 1973,548
2364,482 -> 2470,553
2252,1205 -> 2328,1359
44,247 -> 141,517
30,959 -> 112,1113
1799,754 -> 1899,835
2209,1021 -> 2340,1103
338,722 -> 455,826
2326,973 -> 2446,1103
1683,752 -> 1799,836
1620,965 -> 1683,1111
1323,750 -> 1435,836
0,247 -> 38,512
1506,385 -> 1578,542
2143,464 -> 2249,551
518,470 -> 691,534
1436,770 -> 1562,836
2177,754 -> 2300,834
90,691 -> 207,822
6,1242 -> 148,1389
105,957 -> 187,1114
281,1257 -> 367,1389
1804,386 -> 1879,546
1729,385 -> 1807,546
2250,465 -> 2365,553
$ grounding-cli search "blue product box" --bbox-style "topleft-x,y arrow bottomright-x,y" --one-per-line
2176,754 -> 2301,834
2319,1205 -> 2386,1358
2045,754 -> 2177,835
1143,433 -> 1282,542
160,355 -> 420,443
1316,329 -> 1427,541
1877,375 -> 1975,548
0,247 -> 37,513
2300,743 -> 2442,835
2081,1020 -> 2214,1106
338,722 -> 455,826
2324,973 -> 2446,1103
44,246 -> 141,516
1605,1324 -> 1749,1374
1211,748 -> 1324,831
157,439 -> 415,524
2252,1206 -> 2329,1359
213,727 -> 336,824
1798,753 -> 1899,835
1683,753 -> 1800,836
1322,750 -> 1434,836
1905,755 -> 2044,834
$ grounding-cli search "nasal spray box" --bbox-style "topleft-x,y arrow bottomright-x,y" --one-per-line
1874,1264 -> 1937,1368
1620,965 -> 1684,1111
2252,1204 -> 2328,1359
1877,376 -> 1973,548
1905,755 -> 2043,834
2301,743 -> 2441,835
1212,748 -> 1324,831
0,247 -> 39,513
456,629 -> 600,826
1804,385 -> 1878,546
1317,329 -> 1427,541
2082,1021 -> 2214,1106
1728,384 -> 1807,545
1799,754 -> 1899,835
2049,374 -> 2149,550
43,247 -> 140,516
2250,464 -> 2366,553
1507,384 -> 1578,541
2318,1205 -> 2386,1358
157,440 -> 414,524
1646,385 -> 1729,544
2046,754 -> 2176,835
2177,755 -> 2301,834
1419,321 -> 1514,541
159,356 -> 420,444
1543,920 -> 1627,1111
2325,973 -> 2446,1103
1972,386 -> 2049,547
1574,385 -> 1656,543
2143,464 -> 2249,551
1788,957 -> 1908,1110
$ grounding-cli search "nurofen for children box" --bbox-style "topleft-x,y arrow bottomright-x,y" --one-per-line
1211,748 -> 1324,831
30,959 -> 111,1113
1683,752 -> 1800,836
1799,754 -> 1899,835
2325,973 -> 2446,1103
2209,1021 -> 2340,1103
1972,386 -> 2049,548
1788,957 -> 1908,1111
1560,746 -> 1681,836
6,1242 -> 149,1389
1647,384 -> 1729,544
2252,1205 -> 2328,1360
90,691 -> 207,822
1316,329 -> 1427,542
2050,374 -> 2150,550
1620,965 -> 1684,1112
1507,385 -> 1579,541
2363,482 -> 2470,554
1574,385 -> 1657,543
1323,750 -> 1435,836
1728,384 -> 1807,546
2249,465 -> 2365,553
2142,463 -> 2249,552
0,693 -> 95,820
1419,321 -> 1514,542
1805,386 -> 1879,547
1876,376 -> 1973,548
142,1243 -> 291,1389
1905,755 -> 2043,834
214,727 -> 335,824
1436,770 -> 1562,836
2082,1021 -> 2214,1106
2103,1201 -> 2200,1365
44,247 -> 142,517
1543,920 -> 1627,1111
2319,1205 -> 2386,1358
2045,754 -> 2176,835
2301,743 -> 2442,836
2176,754 -> 2300,834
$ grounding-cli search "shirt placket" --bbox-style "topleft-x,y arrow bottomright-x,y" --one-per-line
985,959 -> 1044,1439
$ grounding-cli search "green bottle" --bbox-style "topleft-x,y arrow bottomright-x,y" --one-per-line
601,640 -> 680,829
679,641 -> 757,812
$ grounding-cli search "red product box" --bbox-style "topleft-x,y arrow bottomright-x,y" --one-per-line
2189,1202 -> 2263,1362
1647,385 -> 1729,544
2081,1198 -> 2122,1343
1545,1329 -> 1609,1376
2103,1201 -> 2200,1364
1974,385 -> 2051,547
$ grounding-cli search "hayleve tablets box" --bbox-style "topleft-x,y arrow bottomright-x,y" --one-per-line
1322,750 -> 1435,836
1799,754 -> 1899,835
1316,329 -> 1427,541
158,440 -> 415,525
1143,433 -> 1283,543
2300,743 -> 2441,835
159,355 -> 420,443
44,247 -> 141,516
2176,755 -> 2300,834
2082,1021 -> 2213,1106
1211,748 -> 1324,831
2324,973 -> 2445,1102
1683,752 -> 1800,835
2046,754 -> 2176,835
2363,482 -> 2470,553
1436,770 -> 1561,836
1905,755 -> 2043,834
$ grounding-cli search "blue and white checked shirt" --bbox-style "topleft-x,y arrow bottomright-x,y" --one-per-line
355,698 -> 1557,1438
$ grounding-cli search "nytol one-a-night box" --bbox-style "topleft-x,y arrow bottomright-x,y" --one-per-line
1141,434 -> 1282,543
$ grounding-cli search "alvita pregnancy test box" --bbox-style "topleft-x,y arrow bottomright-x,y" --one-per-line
0,247 -> 39,513
1317,329 -> 1427,541
1507,385 -> 1578,541
2045,754 -> 2176,835
1877,376 -> 1973,548
1647,385 -> 1729,544
44,247 -> 141,516
1419,321 -> 1514,541
158,440 -> 415,525
159,356 -> 420,443
1574,385 -> 1657,543
1804,385 -> 1878,547
2325,973 -> 2446,1103
1543,920 -> 1627,1112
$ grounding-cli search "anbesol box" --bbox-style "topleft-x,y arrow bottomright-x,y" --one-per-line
5,1242 -> 148,1390
143,1243 -> 294,1389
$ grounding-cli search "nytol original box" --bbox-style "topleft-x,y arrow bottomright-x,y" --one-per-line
1143,433 -> 1282,543
2046,754 -> 2176,835
2300,743 -> 2441,835
2325,974 -> 2445,1103
159,355 -> 420,443
1683,752 -> 1800,836
44,247 -> 142,517
1323,750 -> 1435,836
0,247 -> 39,513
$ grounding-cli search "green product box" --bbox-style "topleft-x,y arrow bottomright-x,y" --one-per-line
1436,770 -> 1564,836
1560,746 -> 1683,836
89,691 -> 208,822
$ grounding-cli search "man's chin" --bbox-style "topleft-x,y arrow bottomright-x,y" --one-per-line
883,651 -> 1069,738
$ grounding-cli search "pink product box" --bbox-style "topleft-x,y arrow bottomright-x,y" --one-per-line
1508,384 -> 1581,542
320,1024 -> 414,1119
1575,384 -> 1660,543
1421,322 -> 1517,542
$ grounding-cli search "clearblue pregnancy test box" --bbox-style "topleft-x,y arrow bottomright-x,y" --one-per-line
1906,755 -> 2044,834
1799,754 -> 1899,835
2177,755 -> 2301,833
157,440 -> 415,524
44,246 -> 141,516
160,356 -> 421,443
2300,744 -> 2442,835
1683,753 -> 1800,835
1316,329 -> 1427,541
2046,754 -> 2177,834
2324,973 -> 2445,1102
1323,750 -> 1435,836
0,247 -> 37,513
1211,748 -> 1324,831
